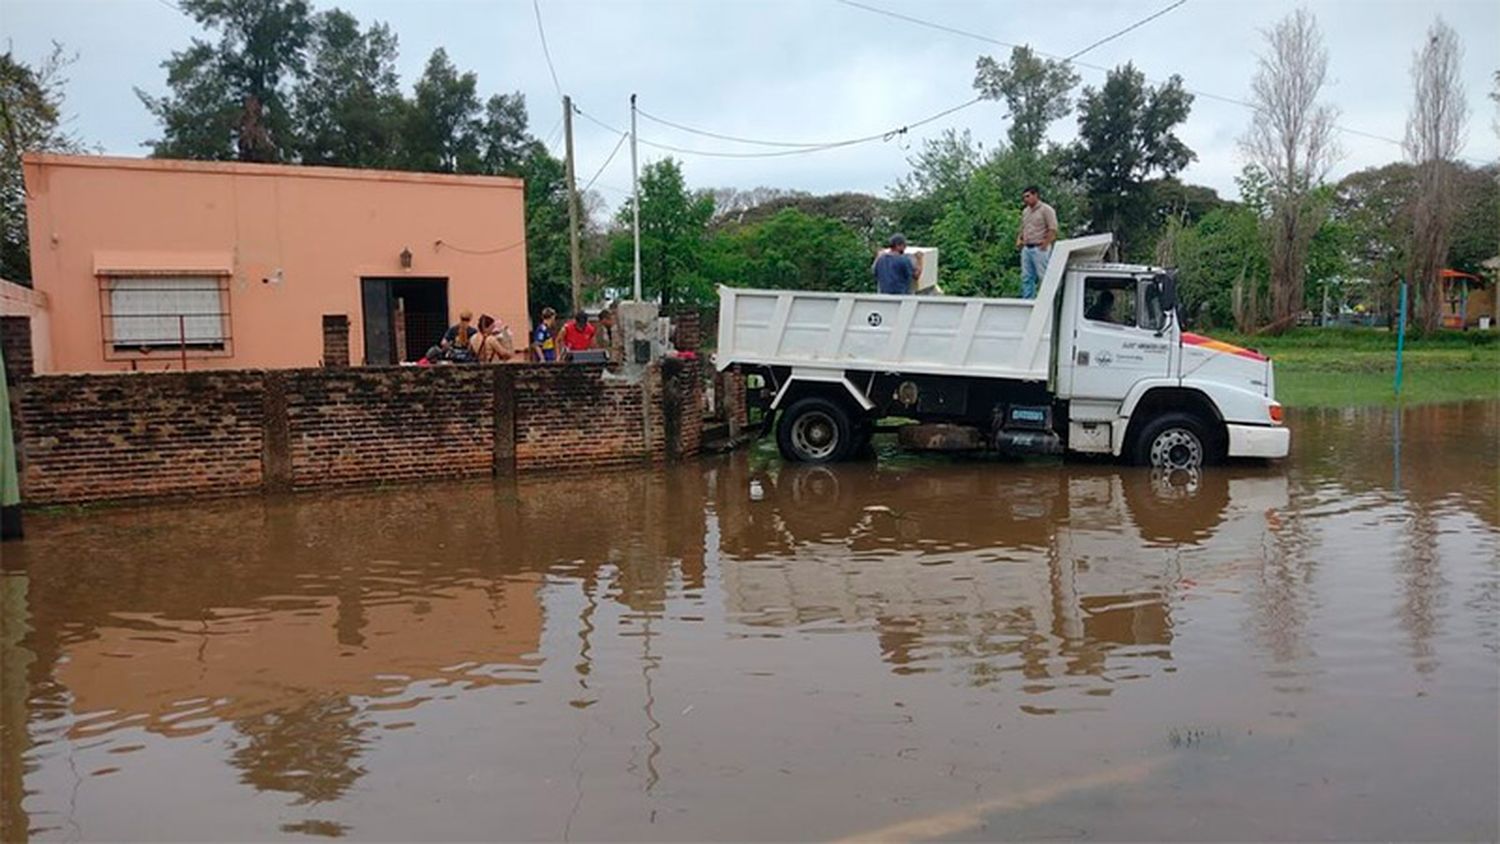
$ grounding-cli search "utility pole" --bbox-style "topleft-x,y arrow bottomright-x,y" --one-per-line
631,93 -> 641,302
562,95 -> 583,312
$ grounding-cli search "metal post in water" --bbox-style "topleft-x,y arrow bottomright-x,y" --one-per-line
1394,279 -> 1407,397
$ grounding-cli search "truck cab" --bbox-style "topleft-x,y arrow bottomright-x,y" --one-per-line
714,233 -> 1289,469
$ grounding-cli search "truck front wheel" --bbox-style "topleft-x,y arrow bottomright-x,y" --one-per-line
1132,412 -> 1218,470
777,397 -> 856,463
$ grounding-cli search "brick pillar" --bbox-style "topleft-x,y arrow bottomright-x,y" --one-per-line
672,310 -> 701,352
262,371 -> 292,494
322,315 -> 350,368
0,317 -> 33,384
492,367 -> 516,477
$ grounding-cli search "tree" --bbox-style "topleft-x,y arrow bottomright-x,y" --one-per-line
1065,63 -> 1195,259
290,10 -> 403,168
478,92 -> 534,176
973,46 -> 1079,154
1241,8 -> 1340,333
1404,17 -> 1468,333
399,48 -> 483,174
518,145 -> 572,314
1,45 -> 86,284
706,208 -> 870,293
595,158 -> 714,308
138,0 -> 313,161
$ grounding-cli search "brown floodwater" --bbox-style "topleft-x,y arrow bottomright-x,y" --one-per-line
2,402 -> 1497,842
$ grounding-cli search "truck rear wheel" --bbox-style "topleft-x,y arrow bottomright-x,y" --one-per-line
777,397 -> 856,464
1132,412 -> 1217,470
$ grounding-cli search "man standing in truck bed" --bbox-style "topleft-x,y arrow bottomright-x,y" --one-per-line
1016,186 -> 1058,299
873,234 -> 924,295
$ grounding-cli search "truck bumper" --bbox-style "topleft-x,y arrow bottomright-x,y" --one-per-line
1226,423 -> 1290,459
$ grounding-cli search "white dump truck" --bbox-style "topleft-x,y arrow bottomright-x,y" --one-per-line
713,233 -> 1289,469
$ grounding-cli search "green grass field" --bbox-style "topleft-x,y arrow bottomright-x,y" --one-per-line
1212,328 -> 1499,407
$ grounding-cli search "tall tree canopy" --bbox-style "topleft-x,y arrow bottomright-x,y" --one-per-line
1065,63 -> 1195,259
138,0 -> 312,161
1,45 -> 86,283
973,46 -> 1079,155
291,10 -> 402,168
596,158 -> 715,308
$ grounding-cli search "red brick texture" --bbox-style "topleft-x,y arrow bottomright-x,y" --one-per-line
17,371 -> 266,504
14,361 -> 703,505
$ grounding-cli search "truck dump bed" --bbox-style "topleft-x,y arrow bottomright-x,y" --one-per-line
715,234 -> 1112,382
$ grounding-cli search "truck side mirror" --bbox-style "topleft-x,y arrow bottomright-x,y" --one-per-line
1155,272 -> 1179,312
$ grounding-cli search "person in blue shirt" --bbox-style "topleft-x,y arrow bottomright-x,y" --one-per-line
873,234 -> 924,295
530,307 -> 558,362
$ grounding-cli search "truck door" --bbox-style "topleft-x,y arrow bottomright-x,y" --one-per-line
1063,275 -> 1173,401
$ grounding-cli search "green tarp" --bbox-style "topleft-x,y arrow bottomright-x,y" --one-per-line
0,341 -> 17,509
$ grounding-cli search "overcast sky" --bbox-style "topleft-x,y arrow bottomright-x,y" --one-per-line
4,0 -> 1498,207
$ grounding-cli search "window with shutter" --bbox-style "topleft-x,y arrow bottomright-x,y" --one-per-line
103,276 -> 230,352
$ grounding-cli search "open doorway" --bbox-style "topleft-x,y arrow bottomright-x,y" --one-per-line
361,277 -> 449,365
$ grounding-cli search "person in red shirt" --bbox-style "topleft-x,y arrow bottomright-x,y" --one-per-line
559,310 -> 597,360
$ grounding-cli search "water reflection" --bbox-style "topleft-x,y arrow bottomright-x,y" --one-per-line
2,402 -> 1496,841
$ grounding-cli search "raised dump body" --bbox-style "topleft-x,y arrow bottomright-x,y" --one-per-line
716,234 -> 1113,383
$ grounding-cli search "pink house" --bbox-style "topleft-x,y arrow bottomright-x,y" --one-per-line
21,153 -> 529,373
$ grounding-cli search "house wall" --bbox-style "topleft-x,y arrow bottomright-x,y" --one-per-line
0,280 -> 52,374
9,360 -> 704,506
21,154 -> 528,373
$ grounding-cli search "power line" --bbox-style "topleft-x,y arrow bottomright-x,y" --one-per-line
638,108 -> 857,149
832,0 -> 1431,152
578,97 -> 982,159
1064,0 -> 1188,62
583,130 -> 629,193
531,0 -> 563,101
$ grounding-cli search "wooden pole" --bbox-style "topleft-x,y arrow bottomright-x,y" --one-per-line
563,95 -> 583,313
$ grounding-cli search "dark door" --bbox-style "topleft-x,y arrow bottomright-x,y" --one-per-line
361,279 -> 395,365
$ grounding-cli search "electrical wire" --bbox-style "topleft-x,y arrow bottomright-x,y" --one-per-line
582,131 -> 629,193
637,108 -> 862,148
434,238 -> 526,255
532,0 -> 564,101
1064,0 -> 1188,62
577,98 -> 982,159
831,0 -> 1435,151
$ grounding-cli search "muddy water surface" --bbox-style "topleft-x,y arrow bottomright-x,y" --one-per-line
2,402 -> 1497,841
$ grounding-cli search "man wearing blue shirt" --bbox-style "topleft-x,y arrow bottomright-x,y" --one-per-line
873,234 -> 923,295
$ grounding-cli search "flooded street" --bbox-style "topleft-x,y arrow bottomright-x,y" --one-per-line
2,402 -> 1497,842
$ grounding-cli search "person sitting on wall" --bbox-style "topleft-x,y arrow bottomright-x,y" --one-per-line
559,310 -> 597,361
593,307 -> 618,362
444,310 -> 479,349
470,314 -> 515,363
531,307 -> 559,362
418,345 -> 445,367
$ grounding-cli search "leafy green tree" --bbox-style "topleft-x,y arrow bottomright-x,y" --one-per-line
1,45 -> 86,283
706,208 -> 870,293
399,48 -> 482,174
595,158 -> 714,307
519,147 -> 572,314
1065,63 -> 1195,259
290,10 -> 403,168
138,0 -> 313,161
973,46 -> 1079,154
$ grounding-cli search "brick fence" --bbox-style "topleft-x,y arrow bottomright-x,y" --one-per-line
8,358 -> 704,505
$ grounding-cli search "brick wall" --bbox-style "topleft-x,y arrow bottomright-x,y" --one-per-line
285,366 -> 495,490
1,316 -> 33,383
321,315 -> 350,368
17,371 -> 266,503
13,360 -> 705,505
